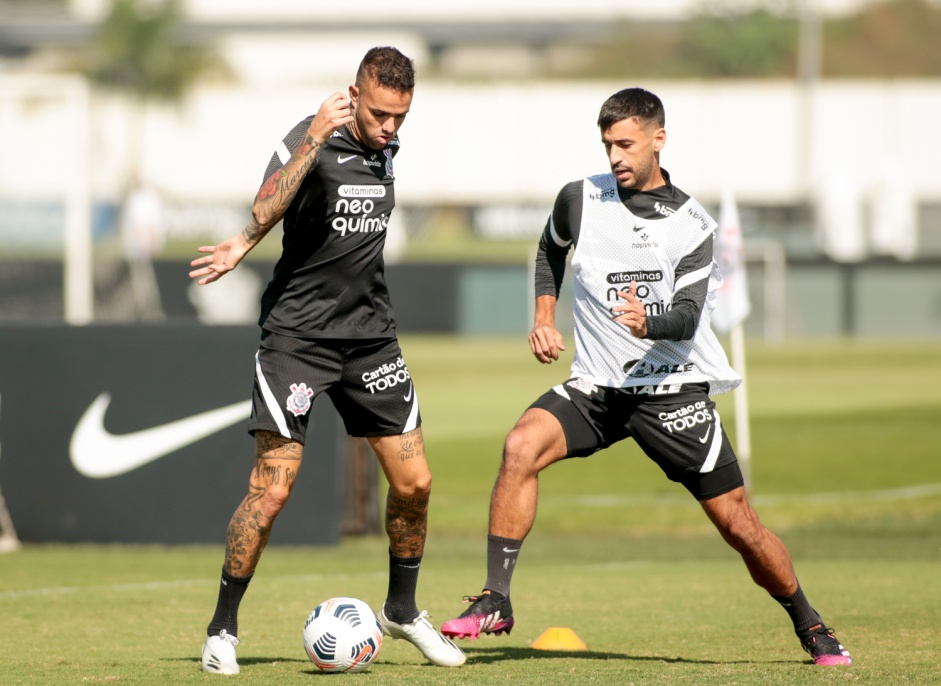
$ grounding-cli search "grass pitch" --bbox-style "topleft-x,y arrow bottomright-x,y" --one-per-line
2,337 -> 940,685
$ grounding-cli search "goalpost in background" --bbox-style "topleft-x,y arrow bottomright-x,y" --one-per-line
0,74 -> 93,324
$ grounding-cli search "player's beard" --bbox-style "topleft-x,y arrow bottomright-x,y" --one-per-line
614,156 -> 654,190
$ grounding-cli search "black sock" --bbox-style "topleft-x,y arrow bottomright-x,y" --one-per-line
207,568 -> 253,638
772,584 -> 823,632
484,534 -> 523,598
383,550 -> 421,623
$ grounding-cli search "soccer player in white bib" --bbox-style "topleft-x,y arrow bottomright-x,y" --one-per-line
441,88 -> 851,666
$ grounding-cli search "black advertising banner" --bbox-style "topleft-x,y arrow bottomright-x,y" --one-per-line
0,324 -> 344,545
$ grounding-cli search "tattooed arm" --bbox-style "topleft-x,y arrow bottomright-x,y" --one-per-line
189,92 -> 353,285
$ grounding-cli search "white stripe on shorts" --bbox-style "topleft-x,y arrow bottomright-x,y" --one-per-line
699,409 -> 723,473
403,387 -> 420,433
551,383 -> 571,400
255,351 -> 291,439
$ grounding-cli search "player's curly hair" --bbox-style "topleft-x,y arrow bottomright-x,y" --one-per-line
356,47 -> 415,93
597,88 -> 665,131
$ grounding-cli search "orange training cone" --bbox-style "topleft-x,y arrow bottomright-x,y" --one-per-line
531,627 -> 588,651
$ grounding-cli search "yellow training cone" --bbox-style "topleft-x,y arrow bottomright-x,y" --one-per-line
531,627 -> 588,651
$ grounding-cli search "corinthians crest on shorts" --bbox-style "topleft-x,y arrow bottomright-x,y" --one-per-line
286,382 -> 314,416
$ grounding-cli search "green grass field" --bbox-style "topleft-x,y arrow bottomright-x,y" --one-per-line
2,337 -> 941,685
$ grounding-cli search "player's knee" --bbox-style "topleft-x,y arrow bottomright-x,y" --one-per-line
393,472 -> 432,500
502,427 -> 542,475
415,472 -> 432,498
389,470 -> 431,500
259,484 -> 292,517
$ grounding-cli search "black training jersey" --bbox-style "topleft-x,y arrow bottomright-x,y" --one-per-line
258,120 -> 400,339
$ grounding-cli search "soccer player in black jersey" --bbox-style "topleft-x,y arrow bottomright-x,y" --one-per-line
190,47 -> 465,673
441,88 -> 852,667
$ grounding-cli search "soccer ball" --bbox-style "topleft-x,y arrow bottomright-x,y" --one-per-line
303,597 -> 383,673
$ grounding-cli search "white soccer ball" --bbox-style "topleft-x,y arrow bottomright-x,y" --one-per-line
303,597 -> 383,673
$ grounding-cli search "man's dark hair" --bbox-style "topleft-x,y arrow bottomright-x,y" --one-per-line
357,47 -> 415,93
597,88 -> 665,131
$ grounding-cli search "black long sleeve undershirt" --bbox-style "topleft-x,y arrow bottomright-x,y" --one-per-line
643,241 -> 710,341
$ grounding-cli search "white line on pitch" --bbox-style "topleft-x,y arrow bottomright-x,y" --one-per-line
0,571 -> 384,600
551,482 -> 941,507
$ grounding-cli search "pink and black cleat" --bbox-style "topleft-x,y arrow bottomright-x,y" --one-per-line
441,593 -> 515,640
798,625 -> 853,665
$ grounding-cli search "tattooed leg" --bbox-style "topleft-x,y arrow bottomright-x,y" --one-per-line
223,430 -> 303,576
369,428 -> 432,558
384,491 -> 429,557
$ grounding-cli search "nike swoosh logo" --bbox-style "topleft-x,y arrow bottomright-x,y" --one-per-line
699,425 -> 712,444
337,154 -> 357,164
69,393 -> 251,478
632,225 -> 646,232
502,547 -> 520,553
403,382 -> 413,402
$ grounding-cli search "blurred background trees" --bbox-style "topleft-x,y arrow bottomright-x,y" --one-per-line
87,0 -> 219,99
540,0 -> 941,79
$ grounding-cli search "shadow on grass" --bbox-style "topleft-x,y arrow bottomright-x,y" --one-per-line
172,655 -> 406,678
171,650 -> 802,669
462,646 -> 798,666
170,656 -> 309,666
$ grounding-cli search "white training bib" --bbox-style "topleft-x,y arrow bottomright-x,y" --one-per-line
569,174 -> 741,395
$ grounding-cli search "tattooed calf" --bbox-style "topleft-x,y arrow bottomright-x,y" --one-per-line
385,492 -> 428,557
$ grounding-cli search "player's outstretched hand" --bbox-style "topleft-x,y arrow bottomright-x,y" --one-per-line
188,233 -> 251,285
611,281 -> 648,337
308,92 -> 355,144
529,322 -> 566,364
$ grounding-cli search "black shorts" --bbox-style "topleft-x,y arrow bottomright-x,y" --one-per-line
530,379 -> 743,501
249,332 -> 420,443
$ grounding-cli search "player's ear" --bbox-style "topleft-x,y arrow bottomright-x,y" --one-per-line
349,84 -> 359,108
652,128 -> 666,153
